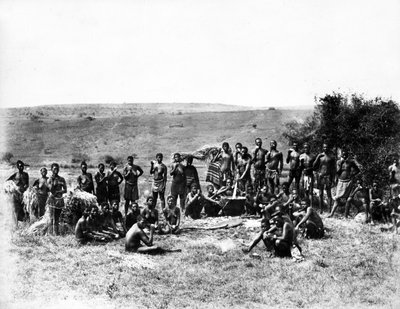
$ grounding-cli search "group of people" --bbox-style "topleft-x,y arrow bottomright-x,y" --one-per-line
6,137 -> 400,255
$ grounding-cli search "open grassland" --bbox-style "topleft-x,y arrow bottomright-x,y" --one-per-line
1,104 -> 310,166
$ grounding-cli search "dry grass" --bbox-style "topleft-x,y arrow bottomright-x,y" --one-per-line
2,211 -> 400,308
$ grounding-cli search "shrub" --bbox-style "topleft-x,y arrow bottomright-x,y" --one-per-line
71,153 -> 90,164
1,152 -> 14,163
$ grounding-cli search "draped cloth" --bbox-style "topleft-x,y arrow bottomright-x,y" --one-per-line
206,161 -> 222,187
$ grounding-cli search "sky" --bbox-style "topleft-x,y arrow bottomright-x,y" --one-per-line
0,0 -> 399,108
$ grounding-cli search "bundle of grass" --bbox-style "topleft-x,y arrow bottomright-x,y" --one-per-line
3,180 -> 20,197
25,206 -> 51,235
61,189 -> 98,227
23,187 -> 40,221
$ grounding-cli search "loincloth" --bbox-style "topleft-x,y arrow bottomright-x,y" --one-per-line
334,179 -> 353,201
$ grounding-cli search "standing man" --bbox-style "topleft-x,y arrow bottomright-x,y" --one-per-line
94,163 -> 108,205
107,161 -> 123,205
233,143 -> 243,171
299,143 -> 315,204
218,142 -> 235,185
286,141 -> 301,193
47,163 -> 67,235
329,149 -> 360,217
389,158 -> 400,197
7,160 -> 29,223
313,143 -> 335,213
77,161 -> 94,194
252,138 -> 267,192
184,156 -> 200,195
237,146 -> 252,192
150,153 -> 168,210
170,153 -> 187,211
123,156 -> 144,216
266,140 -> 283,195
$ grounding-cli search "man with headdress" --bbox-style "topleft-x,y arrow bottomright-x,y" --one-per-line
32,167 -> 49,217
7,160 -> 29,222
47,163 -> 67,235
150,153 -> 167,210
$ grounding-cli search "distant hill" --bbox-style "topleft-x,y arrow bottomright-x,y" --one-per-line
1,103 -> 312,166
1,103 -> 271,119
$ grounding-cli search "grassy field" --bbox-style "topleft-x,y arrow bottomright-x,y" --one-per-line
1,104 -> 310,166
1,104 -> 400,308
1,161 -> 400,308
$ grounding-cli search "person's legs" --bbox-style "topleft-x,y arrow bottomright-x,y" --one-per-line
243,231 -> 264,253
159,191 -> 166,210
274,240 -> 292,257
179,192 -> 185,211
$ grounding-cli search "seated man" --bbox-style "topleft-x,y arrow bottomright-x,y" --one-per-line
214,177 -> 236,197
185,183 -> 203,219
294,200 -> 324,239
75,207 -> 111,243
160,196 -> 181,234
141,196 -> 159,229
75,208 -> 91,244
244,185 -> 257,215
255,185 -> 274,215
243,211 -> 294,258
344,178 -> 369,220
99,203 -> 121,239
202,184 -> 222,217
282,188 -> 301,214
125,202 -> 140,231
125,215 -> 181,254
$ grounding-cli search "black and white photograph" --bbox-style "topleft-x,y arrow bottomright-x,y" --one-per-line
0,0 -> 399,308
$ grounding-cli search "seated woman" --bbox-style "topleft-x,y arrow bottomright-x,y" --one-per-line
160,196 -> 181,234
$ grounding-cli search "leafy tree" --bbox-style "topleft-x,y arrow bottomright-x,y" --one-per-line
283,93 -> 400,186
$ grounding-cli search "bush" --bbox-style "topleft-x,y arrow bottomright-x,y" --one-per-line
1,152 -> 14,163
71,153 -> 90,164
100,155 -> 124,165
